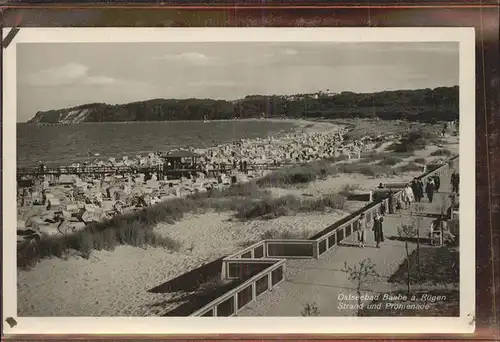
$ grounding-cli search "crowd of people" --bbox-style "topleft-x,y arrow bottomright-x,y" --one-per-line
198,127 -> 364,173
356,170 -> 459,249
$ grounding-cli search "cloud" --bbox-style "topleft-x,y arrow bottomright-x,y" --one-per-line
283,48 -> 298,55
153,52 -> 217,65
338,42 -> 458,54
187,80 -> 243,88
23,63 -> 118,87
21,62 -> 156,91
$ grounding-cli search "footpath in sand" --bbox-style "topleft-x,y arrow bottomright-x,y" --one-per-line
238,168 -> 456,317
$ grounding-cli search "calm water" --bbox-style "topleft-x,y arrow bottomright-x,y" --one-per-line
17,121 -> 297,167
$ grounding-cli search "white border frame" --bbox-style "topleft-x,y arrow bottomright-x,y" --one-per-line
2,27 -> 475,335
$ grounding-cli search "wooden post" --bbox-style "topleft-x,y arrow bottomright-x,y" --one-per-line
221,262 -> 227,280
313,242 -> 319,259
234,293 -> 238,314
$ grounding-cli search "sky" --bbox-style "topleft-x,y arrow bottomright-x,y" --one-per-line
17,42 -> 459,122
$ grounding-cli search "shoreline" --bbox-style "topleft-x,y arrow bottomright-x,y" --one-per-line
19,118 -> 329,127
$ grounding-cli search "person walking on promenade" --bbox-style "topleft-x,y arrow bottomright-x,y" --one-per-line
380,199 -> 387,216
357,213 -> 367,248
433,174 -> 441,193
426,178 -> 436,203
403,183 -> 415,209
411,178 -> 421,202
451,171 -> 459,193
417,178 -> 424,201
372,212 -> 384,248
388,189 -> 395,214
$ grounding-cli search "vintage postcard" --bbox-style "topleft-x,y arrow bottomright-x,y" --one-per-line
3,27 -> 475,335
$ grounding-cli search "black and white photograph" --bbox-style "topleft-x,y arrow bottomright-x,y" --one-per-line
3,28 -> 475,334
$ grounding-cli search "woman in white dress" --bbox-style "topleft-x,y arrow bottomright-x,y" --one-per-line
403,183 -> 415,209
357,213 -> 367,248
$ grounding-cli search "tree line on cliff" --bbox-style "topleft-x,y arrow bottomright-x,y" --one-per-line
28,86 -> 459,123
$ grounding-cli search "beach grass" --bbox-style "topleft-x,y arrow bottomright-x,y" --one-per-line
430,148 -> 453,157
392,128 -> 441,153
260,227 -> 311,240
338,162 -> 397,177
234,193 -> 346,221
237,226 -> 312,248
18,211 -> 184,269
256,157 -> 345,188
257,157 -> 403,186
395,162 -> 424,173
339,184 -> 362,197
378,156 -> 404,166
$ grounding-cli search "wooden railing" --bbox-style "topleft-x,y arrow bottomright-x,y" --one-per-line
17,165 -> 163,176
191,258 -> 286,317
189,155 -> 459,316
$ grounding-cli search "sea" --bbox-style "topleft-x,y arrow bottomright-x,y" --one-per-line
16,121 -> 298,167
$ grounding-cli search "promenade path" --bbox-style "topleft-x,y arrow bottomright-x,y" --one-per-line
238,167 -> 456,316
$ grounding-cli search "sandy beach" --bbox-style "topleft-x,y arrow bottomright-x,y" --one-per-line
17,119 -> 459,316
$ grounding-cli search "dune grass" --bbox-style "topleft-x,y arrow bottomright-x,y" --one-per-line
256,157 -> 345,188
339,184 -> 361,197
361,151 -> 413,163
256,149 -> 417,189
260,227 -> 311,240
234,194 -> 346,221
430,148 -> 453,157
378,156 -> 404,166
392,128 -> 440,153
395,162 -> 423,173
338,162 -> 398,177
238,226 -> 311,248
